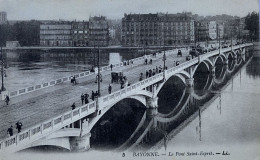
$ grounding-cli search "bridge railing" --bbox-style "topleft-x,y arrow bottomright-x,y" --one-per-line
9,70 -> 95,98
197,43 -> 251,63
100,44 -> 253,108
8,48 -> 178,99
166,57 -> 198,75
0,101 -> 96,152
101,72 -> 164,106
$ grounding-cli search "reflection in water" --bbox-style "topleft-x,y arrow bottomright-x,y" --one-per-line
90,98 -> 146,150
157,76 -> 186,114
216,94 -> 222,115
121,52 -> 254,151
246,57 -> 260,78
193,62 -> 210,92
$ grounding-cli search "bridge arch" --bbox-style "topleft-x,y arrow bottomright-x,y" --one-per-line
191,59 -> 214,78
219,53 -> 227,62
235,50 -> 241,56
20,137 -> 71,151
227,59 -> 237,73
87,91 -> 153,133
157,88 -> 189,118
226,51 -> 236,60
156,95 -> 191,123
155,71 -> 190,97
214,65 -> 227,84
214,55 -> 225,65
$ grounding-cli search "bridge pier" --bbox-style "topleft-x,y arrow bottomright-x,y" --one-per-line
70,132 -> 91,152
211,67 -> 216,77
224,59 -> 228,65
186,85 -> 194,95
146,96 -> 158,108
185,78 -> 194,87
233,53 -> 237,60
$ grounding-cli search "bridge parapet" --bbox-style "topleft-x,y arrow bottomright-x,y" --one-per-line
0,101 -> 96,153
100,73 -> 164,108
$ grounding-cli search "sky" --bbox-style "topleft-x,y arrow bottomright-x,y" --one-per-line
0,0 -> 259,20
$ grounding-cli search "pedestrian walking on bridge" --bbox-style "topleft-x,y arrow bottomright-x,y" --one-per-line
146,70 -> 149,78
110,64 -> 113,71
16,121 -> 23,133
91,91 -> 95,101
81,93 -> 84,105
145,58 -> 148,65
84,93 -> 89,104
5,95 -> 10,105
108,84 -> 112,94
7,126 -> 13,137
139,73 -> 143,81
95,91 -> 99,99
71,103 -> 76,110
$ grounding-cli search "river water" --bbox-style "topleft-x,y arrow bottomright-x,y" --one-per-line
3,46 -> 260,160
3,49 -> 147,91
158,49 -> 260,160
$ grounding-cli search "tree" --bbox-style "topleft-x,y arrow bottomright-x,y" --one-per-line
0,20 -> 40,46
245,12 -> 259,40
13,20 -> 40,46
0,24 -> 16,46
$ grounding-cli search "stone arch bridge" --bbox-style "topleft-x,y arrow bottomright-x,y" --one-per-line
0,43 -> 253,154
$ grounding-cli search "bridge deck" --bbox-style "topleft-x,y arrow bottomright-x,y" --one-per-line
0,49 -> 190,139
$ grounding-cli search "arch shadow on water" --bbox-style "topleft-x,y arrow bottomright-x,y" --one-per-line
123,52 -> 253,151
90,98 -> 146,151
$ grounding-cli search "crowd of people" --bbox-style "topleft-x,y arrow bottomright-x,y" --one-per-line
142,65 -> 163,80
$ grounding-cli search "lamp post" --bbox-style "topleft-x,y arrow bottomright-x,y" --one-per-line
97,46 -> 100,97
0,45 -> 6,93
163,25 -> 166,70
163,42 -> 166,70
217,24 -> 220,54
231,25 -> 233,51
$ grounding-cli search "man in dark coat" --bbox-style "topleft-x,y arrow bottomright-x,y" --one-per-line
5,95 -> 10,105
146,70 -> 149,78
16,121 -> 23,133
84,93 -> 89,104
7,126 -> 13,137
71,103 -> 76,110
95,91 -> 99,99
81,93 -> 84,105
91,91 -> 95,101
108,84 -> 112,94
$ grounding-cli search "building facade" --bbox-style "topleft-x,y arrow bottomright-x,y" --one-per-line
121,13 -> 195,46
89,16 -> 109,46
40,21 -> 73,46
195,21 -> 209,42
72,21 -> 89,46
0,11 -> 7,24
217,23 -> 224,39
208,21 -> 217,40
